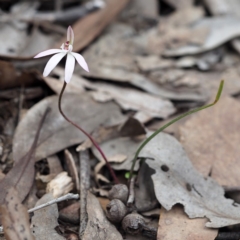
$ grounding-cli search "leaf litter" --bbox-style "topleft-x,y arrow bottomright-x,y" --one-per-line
12,93 -> 125,161
3,0 -> 240,239
0,187 -> 35,240
0,107 -> 49,204
180,96 -> 240,187
31,193 -> 65,240
142,132 -> 240,228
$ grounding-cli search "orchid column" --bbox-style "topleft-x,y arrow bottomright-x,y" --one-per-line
34,26 -> 119,184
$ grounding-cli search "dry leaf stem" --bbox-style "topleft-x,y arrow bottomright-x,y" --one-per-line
79,150 -> 90,239
14,107 -> 50,189
28,193 -> 79,213
129,80 -> 224,180
59,82 -> 119,184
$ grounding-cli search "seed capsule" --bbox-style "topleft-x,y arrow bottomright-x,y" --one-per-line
108,184 -> 129,203
106,199 -> 128,223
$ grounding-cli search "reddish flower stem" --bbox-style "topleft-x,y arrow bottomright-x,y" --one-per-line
58,82 -> 119,184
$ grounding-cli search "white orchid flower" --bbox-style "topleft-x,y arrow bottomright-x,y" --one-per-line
34,26 -> 89,83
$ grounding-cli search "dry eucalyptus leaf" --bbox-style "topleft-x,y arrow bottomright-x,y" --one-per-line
118,117 -> 146,137
92,136 -> 144,171
76,22 -> 206,102
31,193 -> 65,240
82,192 -> 122,240
91,83 -> 176,123
163,16 -> 240,56
180,96 -> 240,187
13,93 -> 125,162
76,124 -> 120,152
134,162 -> 158,212
135,55 -> 175,72
47,155 -> 63,175
44,73 -> 176,123
84,65 -> 206,102
0,187 -> 34,240
43,76 -> 86,95
0,108 -> 48,204
142,132 -> 240,228
158,205 -> 218,240
164,6 -> 204,26
203,0 -> 240,16
94,154 -> 127,184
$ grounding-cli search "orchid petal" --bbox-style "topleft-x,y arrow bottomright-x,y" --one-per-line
43,52 -> 66,77
65,53 -> 75,83
34,49 -> 63,58
67,26 -> 74,45
71,52 -> 89,72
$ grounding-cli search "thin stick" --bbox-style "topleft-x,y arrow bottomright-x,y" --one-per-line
129,80 -> 224,179
58,82 -> 119,184
79,150 -> 90,239
28,193 -> 79,213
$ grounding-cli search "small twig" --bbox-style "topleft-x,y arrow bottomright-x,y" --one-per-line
28,193 -> 79,213
59,82 -> 119,184
79,150 -> 90,239
127,176 -> 136,207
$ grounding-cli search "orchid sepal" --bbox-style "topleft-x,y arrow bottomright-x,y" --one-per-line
33,26 -> 89,83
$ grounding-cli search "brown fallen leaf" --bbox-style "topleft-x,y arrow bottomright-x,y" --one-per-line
158,205 -> 218,240
180,96 -> 240,187
31,193 -> 65,240
0,108 -> 49,204
56,0 -> 130,52
0,61 -> 17,90
13,93 -> 125,162
59,202 -> 80,224
0,187 -> 35,240
82,192 -> 122,240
